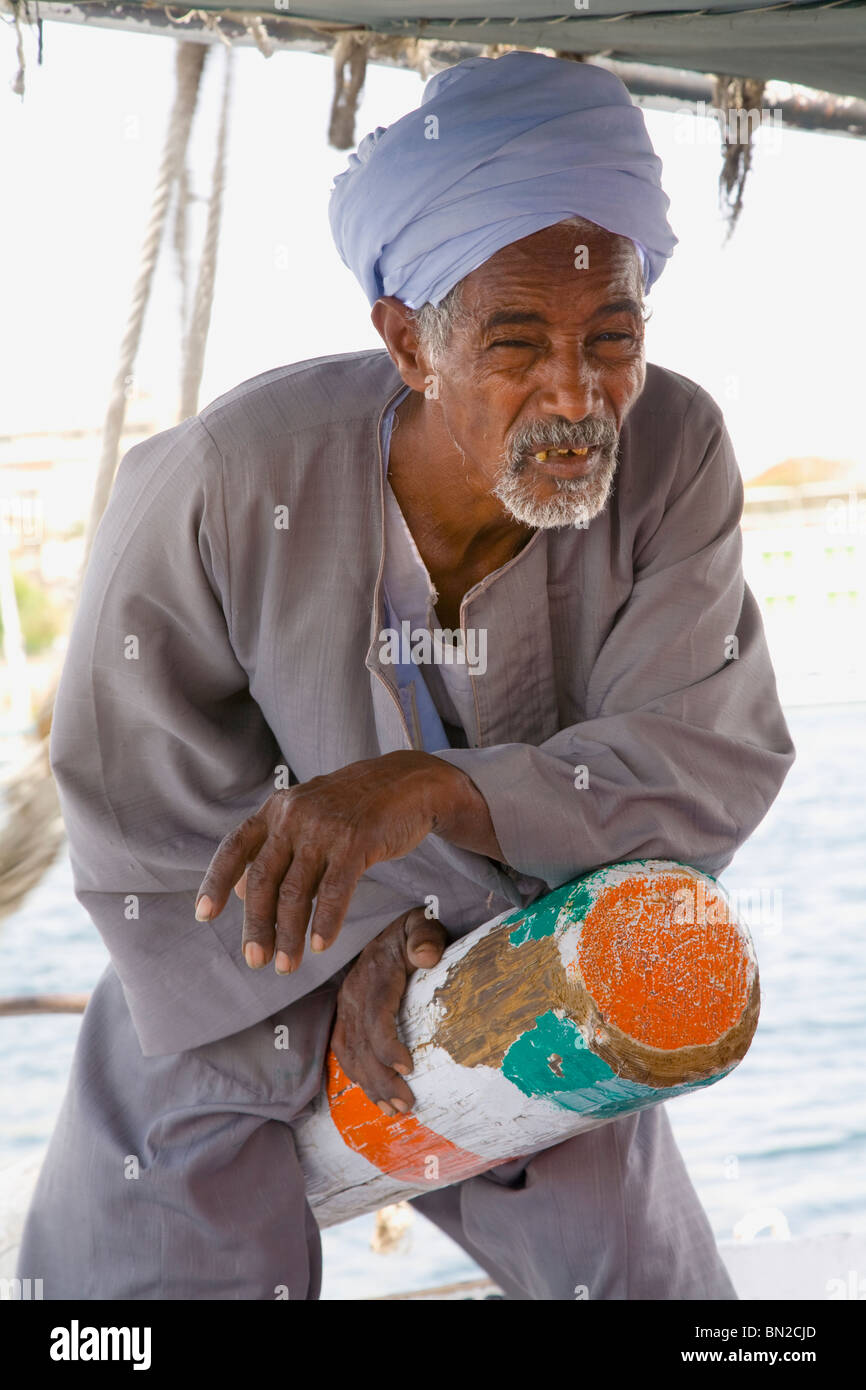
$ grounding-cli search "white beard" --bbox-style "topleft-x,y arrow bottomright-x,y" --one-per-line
492,448 -> 619,529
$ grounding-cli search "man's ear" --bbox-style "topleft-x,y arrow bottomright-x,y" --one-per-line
371,296 -> 431,392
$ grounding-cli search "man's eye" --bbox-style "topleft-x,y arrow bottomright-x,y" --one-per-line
490,340 -> 534,349
596,333 -> 634,342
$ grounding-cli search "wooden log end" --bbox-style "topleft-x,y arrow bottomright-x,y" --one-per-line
568,864 -> 760,1090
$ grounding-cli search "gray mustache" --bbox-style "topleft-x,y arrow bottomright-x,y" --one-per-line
508,417 -> 618,458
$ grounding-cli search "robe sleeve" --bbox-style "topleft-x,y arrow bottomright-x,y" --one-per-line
46,416 -> 319,1051
47,415 -> 520,1055
431,393 -> 796,888
49,415 -> 275,899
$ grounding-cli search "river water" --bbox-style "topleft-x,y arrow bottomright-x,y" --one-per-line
0,702 -> 863,1299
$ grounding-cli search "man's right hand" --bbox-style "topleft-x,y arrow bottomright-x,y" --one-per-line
193,750 -> 490,974
330,906 -> 448,1115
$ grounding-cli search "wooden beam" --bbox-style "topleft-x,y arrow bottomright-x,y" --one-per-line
296,859 -> 759,1229
0,993 -> 89,1016
10,4 -> 866,139
0,861 -> 759,1242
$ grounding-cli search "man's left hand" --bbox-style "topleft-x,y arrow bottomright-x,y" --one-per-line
330,906 -> 448,1114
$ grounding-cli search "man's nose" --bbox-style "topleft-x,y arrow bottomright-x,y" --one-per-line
537,350 -> 603,422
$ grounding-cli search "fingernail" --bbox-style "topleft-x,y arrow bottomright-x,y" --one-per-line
393,1063 -> 411,1077
310,933 -> 325,952
195,895 -> 213,922
244,942 -> 266,969
275,951 -> 292,974
377,1101 -> 395,1117
390,1098 -> 410,1114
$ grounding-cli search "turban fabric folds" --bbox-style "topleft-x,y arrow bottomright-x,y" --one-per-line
329,50 -> 678,311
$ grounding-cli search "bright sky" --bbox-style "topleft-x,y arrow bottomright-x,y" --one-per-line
1,21 -> 865,480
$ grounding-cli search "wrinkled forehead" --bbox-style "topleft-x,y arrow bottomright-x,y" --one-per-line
459,222 -> 645,319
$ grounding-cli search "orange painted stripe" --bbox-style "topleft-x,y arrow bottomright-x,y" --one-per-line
577,873 -> 752,1050
326,1052 -> 492,1184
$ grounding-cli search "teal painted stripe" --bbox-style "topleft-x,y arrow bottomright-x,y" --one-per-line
502,1011 -> 612,1093
507,878 -> 594,946
501,1009 -> 736,1111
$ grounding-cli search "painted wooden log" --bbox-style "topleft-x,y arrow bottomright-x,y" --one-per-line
297,858 -> 760,1227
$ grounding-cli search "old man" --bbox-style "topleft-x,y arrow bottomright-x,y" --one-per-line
18,51 -> 794,1300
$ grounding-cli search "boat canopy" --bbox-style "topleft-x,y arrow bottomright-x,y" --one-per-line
6,1 -> 866,102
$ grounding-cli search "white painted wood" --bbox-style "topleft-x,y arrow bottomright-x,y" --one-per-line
297,861 -> 754,1225
1,862 -> 764,1277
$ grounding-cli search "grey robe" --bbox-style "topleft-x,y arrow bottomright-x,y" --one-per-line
49,349 -> 795,1056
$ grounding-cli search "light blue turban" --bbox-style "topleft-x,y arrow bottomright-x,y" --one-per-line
329,50 -> 677,310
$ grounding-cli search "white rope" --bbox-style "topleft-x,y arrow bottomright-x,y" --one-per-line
174,160 -> 192,341
0,41 -> 208,931
179,44 -> 235,421
8,0 -> 25,96
329,32 -> 368,149
242,14 -> 274,59
79,40 -> 208,585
